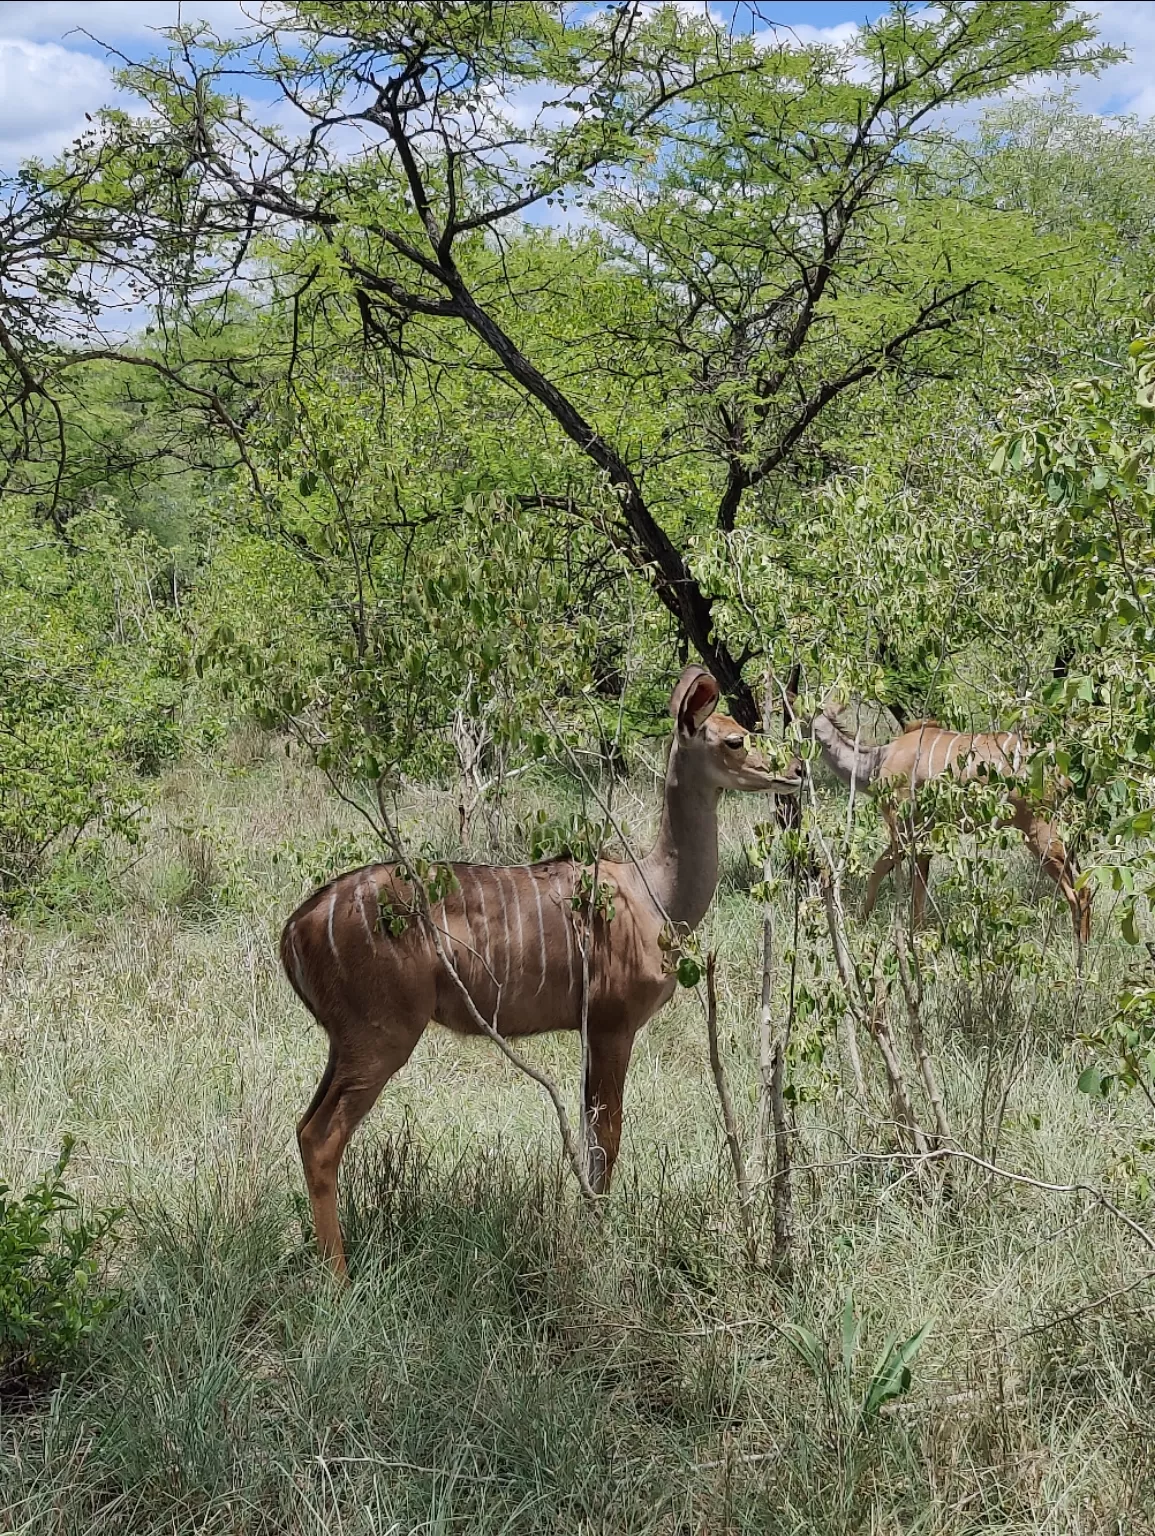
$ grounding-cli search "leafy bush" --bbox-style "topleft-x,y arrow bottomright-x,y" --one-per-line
0,505 -> 187,910
0,1137 -> 123,1388
780,1292 -> 934,1430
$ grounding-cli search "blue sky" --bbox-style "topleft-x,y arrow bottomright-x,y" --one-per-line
0,1 -> 1152,171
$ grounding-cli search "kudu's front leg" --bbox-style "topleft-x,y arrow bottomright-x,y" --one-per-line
582,1029 -> 637,1194
911,854 -> 932,928
863,804 -> 905,919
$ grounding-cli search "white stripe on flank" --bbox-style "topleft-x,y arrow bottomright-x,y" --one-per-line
1011,735 -> 1024,774
942,734 -> 961,777
288,929 -> 309,1002
488,872 -> 503,976
354,881 -> 376,948
528,867 -> 548,996
508,869 -> 524,975
923,732 -> 940,779
497,872 -> 512,976
473,868 -> 492,972
326,887 -> 344,972
552,867 -> 576,998
456,867 -> 470,976
913,728 -> 931,783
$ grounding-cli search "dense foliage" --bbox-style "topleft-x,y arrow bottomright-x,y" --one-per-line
0,1137 -> 122,1388
8,9 -> 1155,1524
0,0 -> 1151,943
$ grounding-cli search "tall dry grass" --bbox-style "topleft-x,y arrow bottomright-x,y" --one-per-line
2,748 -> 1153,1534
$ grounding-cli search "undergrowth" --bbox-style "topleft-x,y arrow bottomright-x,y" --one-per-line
0,1136 -> 122,1394
1,749 -> 1153,1534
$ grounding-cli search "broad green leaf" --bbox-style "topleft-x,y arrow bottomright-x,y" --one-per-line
676,955 -> 702,989
860,1320 -> 934,1423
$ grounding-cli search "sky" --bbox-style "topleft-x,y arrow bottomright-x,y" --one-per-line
0,0 -> 1153,170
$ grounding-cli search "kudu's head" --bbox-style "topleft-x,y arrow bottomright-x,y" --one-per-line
669,666 -> 802,794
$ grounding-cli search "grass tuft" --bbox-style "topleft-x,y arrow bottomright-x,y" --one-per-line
2,749 -> 1154,1532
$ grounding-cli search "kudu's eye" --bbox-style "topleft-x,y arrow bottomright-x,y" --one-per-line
725,735 -> 745,750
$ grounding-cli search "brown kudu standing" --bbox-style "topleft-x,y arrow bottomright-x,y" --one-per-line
281,667 -> 802,1278
805,705 -> 1091,947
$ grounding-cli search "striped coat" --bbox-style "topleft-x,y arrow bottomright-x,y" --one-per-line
281,855 -> 676,1043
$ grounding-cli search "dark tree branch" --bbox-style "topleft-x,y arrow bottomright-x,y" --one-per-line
716,282 -> 979,532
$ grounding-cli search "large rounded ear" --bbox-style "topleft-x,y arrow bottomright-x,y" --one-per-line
669,664 -> 720,735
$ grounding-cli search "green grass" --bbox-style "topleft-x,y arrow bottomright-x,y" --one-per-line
2,749 -> 1155,1533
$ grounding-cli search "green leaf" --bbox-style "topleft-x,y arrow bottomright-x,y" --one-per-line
1122,904 -> 1140,945
860,1320 -> 934,1424
840,1290 -> 861,1377
676,955 -> 701,989
1077,1064 -> 1106,1096
778,1322 -> 827,1378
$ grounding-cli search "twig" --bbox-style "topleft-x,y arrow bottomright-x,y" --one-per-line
818,867 -> 926,1148
812,845 -> 868,1101
867,971 -> 931,1158
695,1449 -> 779,1472
577,854 -> 597,1188
891,1146 -> 1155,1256
752,675 -> 778,1181
895,926 -> 952,1148
704,952 -> 758,1266
769,1034 -> 793,1279
767,744 -> 796,1279
1013,1269 -> 1155,1337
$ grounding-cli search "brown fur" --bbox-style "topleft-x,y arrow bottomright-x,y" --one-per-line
282,666 -> 802,1278
811,710 -> 1091,948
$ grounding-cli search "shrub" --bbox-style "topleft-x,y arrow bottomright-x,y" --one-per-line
0,1137 -> 123,1389
0,503 -> 186,911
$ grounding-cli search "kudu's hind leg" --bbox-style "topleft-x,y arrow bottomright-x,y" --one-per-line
297,1024 -> 422,1279
583,1030 -> 637,1195
297,1043 -> 336,1138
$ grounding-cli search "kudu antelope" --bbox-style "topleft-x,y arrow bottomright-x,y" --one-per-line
281,667 -> 802,1277
805,704 -> 1091,946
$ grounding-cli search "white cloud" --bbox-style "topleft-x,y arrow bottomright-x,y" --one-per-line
0,39 -> 115,162
750,7 -> 1155,125
668,0 -> 726,27
961,3 -> 1155,128
751,20 -> 871,85
0,1 -> 251,43
0,2 -> 259,168
3,1 -> 1155,182
765,21 -> 861,50
1078,2 -> 1155,119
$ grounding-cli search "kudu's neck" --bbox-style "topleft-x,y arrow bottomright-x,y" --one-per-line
810,712 -> 882,788
640,746 -> 720,930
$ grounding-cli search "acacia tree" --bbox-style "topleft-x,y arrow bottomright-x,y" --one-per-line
6,0 -> 1110,726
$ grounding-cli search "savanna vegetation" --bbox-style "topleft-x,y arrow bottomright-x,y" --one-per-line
3,2 -> 1155,1530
